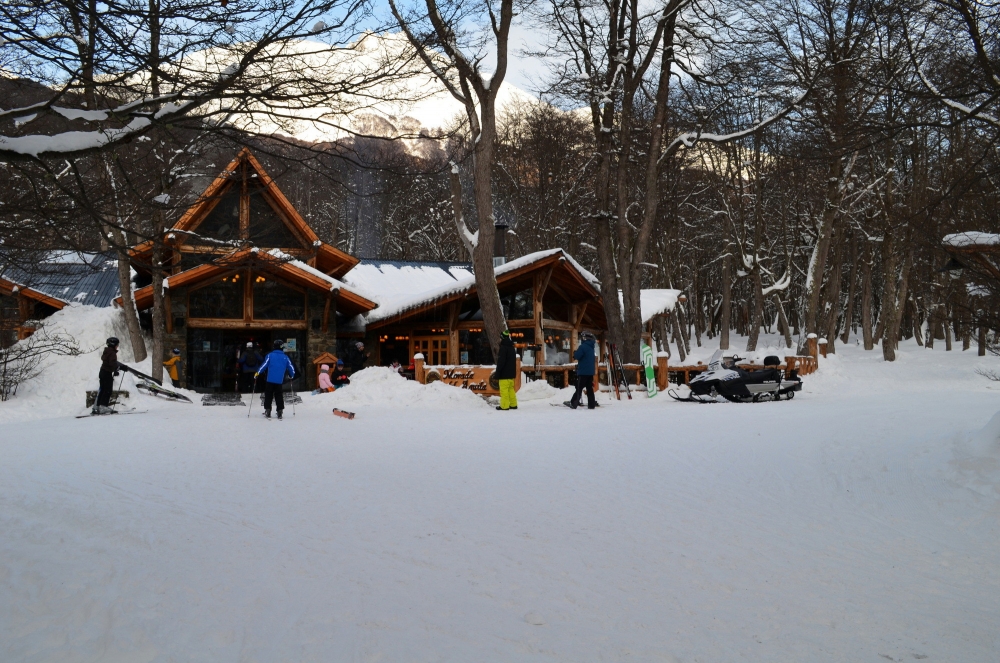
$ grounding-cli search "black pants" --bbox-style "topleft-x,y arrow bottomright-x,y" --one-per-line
239,372 -> 257,393
97,369 -> 114,407
570,374 -> 596,408
263,381 -> 284,413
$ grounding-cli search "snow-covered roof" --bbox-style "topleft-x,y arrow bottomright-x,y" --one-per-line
0,251 -> 121,308
638,289 -> 683,323
345,260 -> 473,312
363,249 -> 599,325
265,249 -> 378,304
943,231 -> 1000,248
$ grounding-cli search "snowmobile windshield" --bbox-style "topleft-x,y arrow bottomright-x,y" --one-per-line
707,350 -> 724,370
722,356 -> 737,369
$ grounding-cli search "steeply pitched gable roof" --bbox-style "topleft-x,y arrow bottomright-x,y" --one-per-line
131,148 -> 358,279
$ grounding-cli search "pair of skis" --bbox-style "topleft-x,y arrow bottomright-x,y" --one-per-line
606,343 -> 632,401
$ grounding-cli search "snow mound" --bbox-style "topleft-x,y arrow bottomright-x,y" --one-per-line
0,304 -> 191,423
323,367 -> 490,410
516,378 -> 561,402
948,410 -> 1000,499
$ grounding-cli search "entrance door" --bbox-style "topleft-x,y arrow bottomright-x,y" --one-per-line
412,336 -> 449,365
187,329 -> 303,392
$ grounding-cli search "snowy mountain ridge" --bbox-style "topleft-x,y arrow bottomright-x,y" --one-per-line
176,32 -> 544,148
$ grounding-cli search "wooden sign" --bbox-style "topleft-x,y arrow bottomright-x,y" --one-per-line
413,354 -> 521,396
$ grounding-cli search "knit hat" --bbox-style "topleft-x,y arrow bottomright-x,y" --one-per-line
320,364 -> 330,372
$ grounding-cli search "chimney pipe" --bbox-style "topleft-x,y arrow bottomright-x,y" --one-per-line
493,220 -> 508,268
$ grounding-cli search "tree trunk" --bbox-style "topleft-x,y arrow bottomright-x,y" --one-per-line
886,251 -> 912,359
772,293 -> 793,349
839,233 -> 858,344
823,232 -> 846,354
671,311 -> 687,362
861,247 -> 874,350
469,123 -> 505,358
979,326 -> 987,356
112,237 -> 147,363
945,304 -> 953,350
720,252 -> 732,350
746,256 -> 765,352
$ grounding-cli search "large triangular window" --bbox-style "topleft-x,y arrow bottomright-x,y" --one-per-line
194,186 -> 240,244
247,183 -> 301,248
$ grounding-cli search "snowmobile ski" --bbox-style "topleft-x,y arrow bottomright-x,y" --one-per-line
136,379 -> 193,403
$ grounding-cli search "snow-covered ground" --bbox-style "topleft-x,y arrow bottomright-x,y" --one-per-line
2,327 -> 1000,661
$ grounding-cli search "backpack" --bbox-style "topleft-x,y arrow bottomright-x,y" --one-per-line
243,351 -> 260,368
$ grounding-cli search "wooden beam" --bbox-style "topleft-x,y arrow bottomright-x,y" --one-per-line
575,301 -> 589,329
534,274 -> 545,363
537,264 -> 556,300
239,160 -> 250,239
506,318 -> 535,328
165,292 -> 173,334
322,293 -> 332,333
448,301 -> 460,364
187,318 -> 308,330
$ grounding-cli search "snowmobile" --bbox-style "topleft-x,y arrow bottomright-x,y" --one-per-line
668,350 -> 802,403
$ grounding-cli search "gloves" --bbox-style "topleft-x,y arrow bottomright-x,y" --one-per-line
113,371 -> 120,376
254,373 -> 259,379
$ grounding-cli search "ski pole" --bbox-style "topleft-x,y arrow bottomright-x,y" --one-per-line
288,375 -> 295,416
111,363 -> 126,413
247,374 -> 257,418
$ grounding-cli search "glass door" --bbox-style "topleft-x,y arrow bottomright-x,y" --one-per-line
411,336 -> 449,365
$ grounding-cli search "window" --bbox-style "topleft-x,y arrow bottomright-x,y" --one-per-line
195,187 -> 241,242
0,294 -> 19,325
247,185 -> 300,248
188,274 -> 244,319
252,276 -> 305,320
502,289 -> 533,320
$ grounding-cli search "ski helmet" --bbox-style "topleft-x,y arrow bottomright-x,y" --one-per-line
580,331 -> 595,341
246,341 -> 253,348
273,339 -> 284,349
172,347 -> 180,354
107,337 -> 120,347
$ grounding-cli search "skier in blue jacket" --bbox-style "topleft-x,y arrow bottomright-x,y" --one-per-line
255,339 -> 296,419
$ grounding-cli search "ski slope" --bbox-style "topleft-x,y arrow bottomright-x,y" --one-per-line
2,340 -> 1000,662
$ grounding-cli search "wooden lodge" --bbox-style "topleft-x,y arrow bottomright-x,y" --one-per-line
0,148 -> 689,393
119,149 -> 377,392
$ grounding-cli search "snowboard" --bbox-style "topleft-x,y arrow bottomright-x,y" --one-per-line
551,401 -> 600,408
332,408 -> 355,420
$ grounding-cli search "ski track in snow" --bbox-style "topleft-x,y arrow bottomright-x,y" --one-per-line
2,340 -> 1000,662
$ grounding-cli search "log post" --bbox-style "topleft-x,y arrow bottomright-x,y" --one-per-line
533,274 -> 544,364
818,337 -> 828,358
448,301 -> 460,365
414,353 -> 425,384
806,334 -> 819,360
656,353 -> 668,391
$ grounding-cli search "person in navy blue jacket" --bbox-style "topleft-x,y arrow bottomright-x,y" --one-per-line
569,331 -> 598,409
255,339 -> 297,419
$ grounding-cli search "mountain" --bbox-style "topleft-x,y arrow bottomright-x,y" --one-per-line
180,32 -> 543,149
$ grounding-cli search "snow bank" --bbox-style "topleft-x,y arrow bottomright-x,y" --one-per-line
948,410 -> 1000,499
0,304 -> 191,423
515,377 -> 562,402
321,366 -> 490,410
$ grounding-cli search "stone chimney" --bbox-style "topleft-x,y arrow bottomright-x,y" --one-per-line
493,220 -> 508,268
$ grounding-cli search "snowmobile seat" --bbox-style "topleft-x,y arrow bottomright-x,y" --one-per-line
742,368 -> 782,385
763,355 -> 781,367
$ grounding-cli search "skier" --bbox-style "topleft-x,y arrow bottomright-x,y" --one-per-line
330,359 -> 351,387
344,341 -> 369,374
163,348 -> 183,387
255,339 -> 296,419
568,331 -> 598,409
237,341 -> 263,393
495,329 -> 518,411
92,337 -> 120,415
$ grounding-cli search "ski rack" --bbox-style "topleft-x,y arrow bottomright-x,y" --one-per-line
607,343 -> 632,400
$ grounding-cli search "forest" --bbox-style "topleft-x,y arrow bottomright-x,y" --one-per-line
0,0 -> 998,364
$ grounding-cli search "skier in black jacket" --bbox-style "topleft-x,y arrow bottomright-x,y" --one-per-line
495,329 -> 518,410
92,337 -> 120,414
